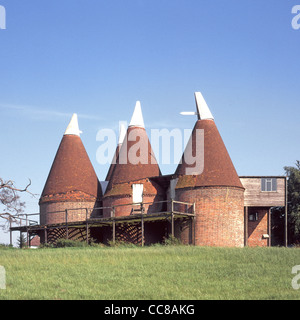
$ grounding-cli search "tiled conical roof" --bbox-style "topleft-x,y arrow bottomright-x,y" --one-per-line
105,122 -> 126,182
40,114 -> 102,202
105,102 -> 161,196
175,93 -> 243,189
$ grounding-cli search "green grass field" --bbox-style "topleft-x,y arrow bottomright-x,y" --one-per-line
0,245 -> 300,300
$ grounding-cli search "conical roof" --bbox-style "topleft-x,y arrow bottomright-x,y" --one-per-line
105,102 -> 161,195
105,122 -> 126,182
40,114 -> 102,202
175,93 -> 243,189
129,101 -> 144,128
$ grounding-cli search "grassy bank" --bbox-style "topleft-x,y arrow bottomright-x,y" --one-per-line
0,245 -> 300,300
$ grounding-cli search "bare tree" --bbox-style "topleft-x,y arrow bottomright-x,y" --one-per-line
0,178 -> 36,229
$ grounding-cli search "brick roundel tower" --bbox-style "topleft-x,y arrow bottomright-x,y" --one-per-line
39,114 -> 102,225
103,101 -> 164,218
175,93 -> 245,247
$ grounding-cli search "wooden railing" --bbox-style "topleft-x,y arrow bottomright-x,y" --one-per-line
8,199 -> 196,246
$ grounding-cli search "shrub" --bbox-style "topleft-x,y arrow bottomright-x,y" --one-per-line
162,234 -> 182,246
108,239 -> 139,248
39,243 -> 55,249
0,243 -> 14,249
55,239 -> 88,248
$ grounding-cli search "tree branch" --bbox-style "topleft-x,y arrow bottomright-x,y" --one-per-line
0,177 -> 39,230
0,178 -> 38,197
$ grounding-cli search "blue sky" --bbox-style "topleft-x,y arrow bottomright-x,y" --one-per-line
0,0 -> 300,244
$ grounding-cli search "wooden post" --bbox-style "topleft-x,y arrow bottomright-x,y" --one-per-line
19,231 -> 22,248
112,221 -> 116,245
285,176 -> 288,247
171,213 -> 174,238
9,217 -> 12,247
26,214 -> 29,247
268,208 -> 271,247
193,202 -> 196,245
141,214 -> 144,247
44,226 -> 48,245
86,208 -> 89,244
171,199 -> 175,238
65,209 -> 68,239
112,207 -> 116,245
28,231 -> 31,247
244,206 -> 248,247
193,216 -> 196,246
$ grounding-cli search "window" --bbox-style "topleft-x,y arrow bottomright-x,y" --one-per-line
132,184 -> 143,204
261,178 -> 277,192
249,212 -> 258,221
169,178 -> 178,200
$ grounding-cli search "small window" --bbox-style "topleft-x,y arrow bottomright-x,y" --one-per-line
261,178 -> 277,192
249,212 -> 258,221
169,178 -> 178,200
132,184 -> 143,204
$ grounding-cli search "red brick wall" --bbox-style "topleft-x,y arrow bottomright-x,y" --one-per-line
174,218 -> 194,245
247,207 -> 269,247
103,178 -> 166,217
40,200 -> 101,225
103,194 -> 164,217
103,179 -> 165,218
176,186 -> 244,247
